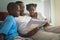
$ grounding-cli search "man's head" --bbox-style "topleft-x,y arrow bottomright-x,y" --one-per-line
26,3 -> 37,14
15,1 -> 24,14
7,2 -> 20,17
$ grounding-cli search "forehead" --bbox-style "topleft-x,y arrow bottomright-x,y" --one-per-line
10,6 -> 19,11
18,3 -> 24,6
17,5 -> 20,10
13,5 -> 20,11
30,5 -> 35,7
29,6 -> 35,9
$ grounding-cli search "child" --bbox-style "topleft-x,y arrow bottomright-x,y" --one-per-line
0,2 -> 19,40
26,3 -> 48,20
26,3 -> 50,27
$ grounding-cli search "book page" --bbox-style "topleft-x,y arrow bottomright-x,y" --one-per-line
22,19 -> 46,34
23,24 -> 39,34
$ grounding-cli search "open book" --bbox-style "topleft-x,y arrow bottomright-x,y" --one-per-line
22,19 -> 46,34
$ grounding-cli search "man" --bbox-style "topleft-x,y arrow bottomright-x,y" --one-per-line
15,1 -> 26,16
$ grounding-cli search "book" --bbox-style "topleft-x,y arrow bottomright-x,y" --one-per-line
22,19 -> 46,34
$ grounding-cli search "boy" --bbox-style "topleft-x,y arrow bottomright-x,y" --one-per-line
0,2 -> 19,40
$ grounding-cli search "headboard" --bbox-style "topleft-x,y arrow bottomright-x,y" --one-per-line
0,12 -> 8,21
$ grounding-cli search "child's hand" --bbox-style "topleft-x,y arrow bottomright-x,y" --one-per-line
30,12 -> 37,19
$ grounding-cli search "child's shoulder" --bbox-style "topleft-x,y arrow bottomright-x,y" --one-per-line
6,15 -> 14,19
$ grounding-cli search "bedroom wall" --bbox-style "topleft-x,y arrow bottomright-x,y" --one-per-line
51,0 -> 60,26
0,0 -> 42,13
50,0 -> 55,26
54,0 -> 60,26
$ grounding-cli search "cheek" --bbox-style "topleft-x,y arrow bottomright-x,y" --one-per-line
29,9 -> 35,13
20,6 -> 24,10
29,10 -> 34,13
17,11 -> 20,15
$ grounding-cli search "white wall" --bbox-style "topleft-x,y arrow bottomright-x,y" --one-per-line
50,0 -> 55,26
54,0 -> 60,26
51,0 -> 60,26
0,0 -> 16,12
43,0 -> 51,21
0,0 -> 42,12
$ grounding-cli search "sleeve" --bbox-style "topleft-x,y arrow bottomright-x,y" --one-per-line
0,15 -> 16,35
37,12 -> 47,20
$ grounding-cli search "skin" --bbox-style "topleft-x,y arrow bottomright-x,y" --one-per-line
18,3 -> 25,16
28,5 -> 37,18
0,34 -> 5,40
28,5 -> 50,27
9,5 -> 20,17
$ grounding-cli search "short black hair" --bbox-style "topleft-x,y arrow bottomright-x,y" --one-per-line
26,3 -> 37,11
7,2 -> 18,12
15,1 -> 23,4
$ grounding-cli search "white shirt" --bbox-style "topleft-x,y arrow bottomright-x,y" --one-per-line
27,12 -> 47,21
37,12 -> 47,21
15,15 -> 31,34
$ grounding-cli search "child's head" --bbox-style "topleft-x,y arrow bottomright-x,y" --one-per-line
15,1 -> 24,14
7,2 -> 20,17
26,3 -> 37,14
